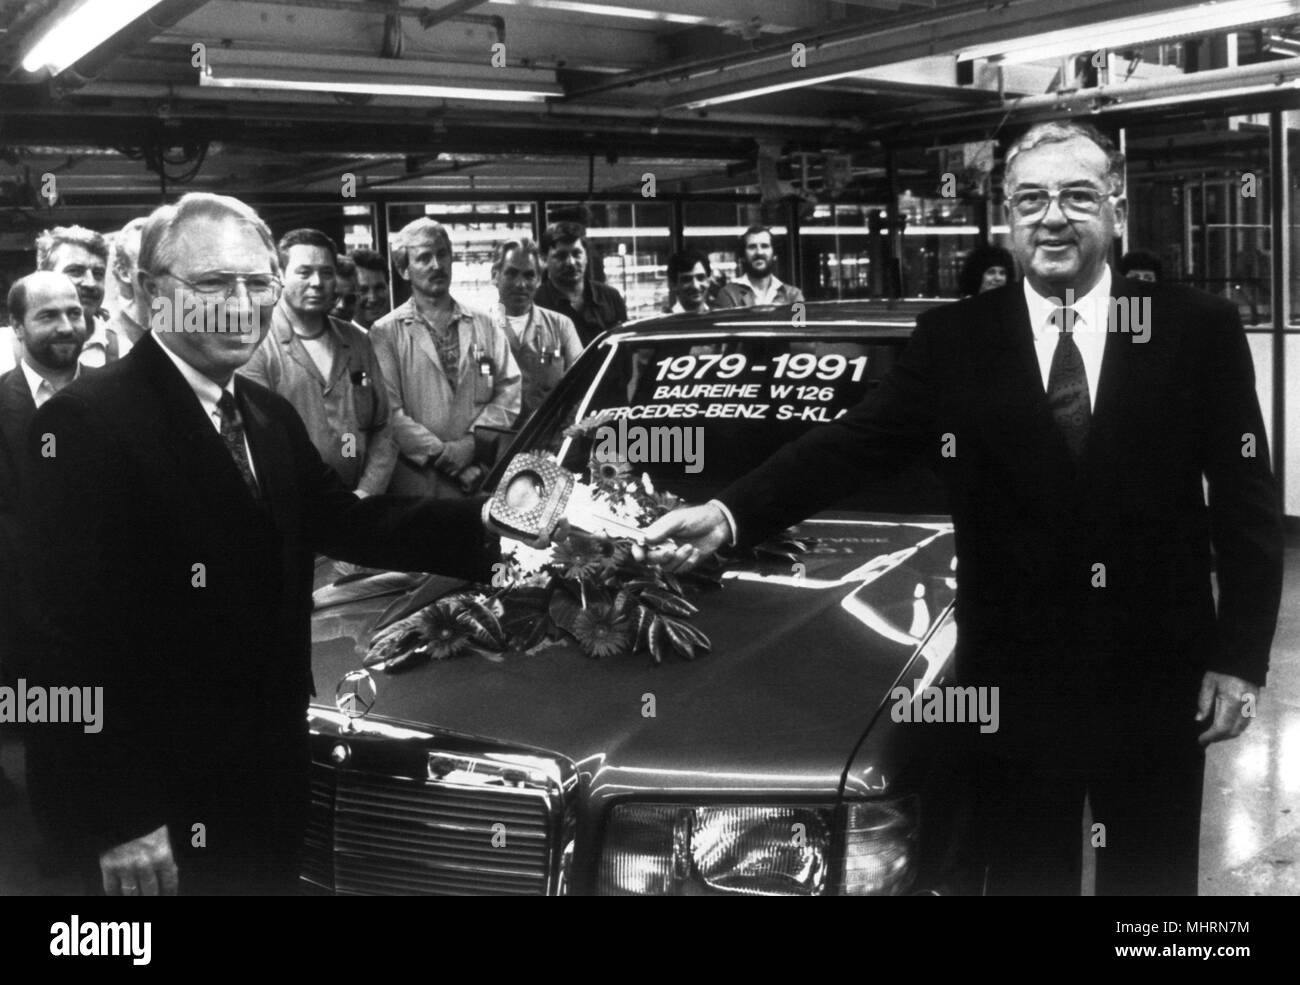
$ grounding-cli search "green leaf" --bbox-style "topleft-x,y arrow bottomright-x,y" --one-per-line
456,595 -> 507,649
648,615 -> 672,665
639,586 -> 698,618
661,617 -> 697,660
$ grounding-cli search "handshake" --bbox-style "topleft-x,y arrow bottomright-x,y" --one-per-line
482,452 -> 732,570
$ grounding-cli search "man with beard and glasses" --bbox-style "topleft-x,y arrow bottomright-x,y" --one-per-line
35,226 -> 129,368
534,220 -> 627,347
1,272 -> 87,804
714,225 -> 805,309
640,121 -> 1283,896
370,219 -> 519,498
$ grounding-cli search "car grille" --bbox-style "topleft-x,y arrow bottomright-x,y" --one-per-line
303,759 -> 557,895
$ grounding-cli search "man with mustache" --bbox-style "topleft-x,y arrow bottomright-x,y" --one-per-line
713,225 -> 804,309
239,229 -> 397,497
35,226 -> 129,368
641,121 -> 1283,895
1,272 -> 87,804
370,219 -> 519,497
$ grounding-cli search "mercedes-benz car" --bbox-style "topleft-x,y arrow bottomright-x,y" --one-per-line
303,298 -> 975,896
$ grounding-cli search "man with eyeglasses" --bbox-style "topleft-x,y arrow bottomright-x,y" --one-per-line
239,229 -> 397,497
640,121 -> 1283,896
20,193 -> 507,896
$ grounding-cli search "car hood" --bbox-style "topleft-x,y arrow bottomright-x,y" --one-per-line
310,517 -> 956,796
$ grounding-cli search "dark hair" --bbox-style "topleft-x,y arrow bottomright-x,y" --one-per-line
334,254 -> 357,279
349,248 -> 388,278
667,249 -> 712,285
737,224 -> 774,254
540,220 -> 587,255
1119,249 -> 1163,280
276,228 -> 340,270
959,244 -> 1015,296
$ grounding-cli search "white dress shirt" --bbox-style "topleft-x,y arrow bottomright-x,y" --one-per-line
19,357 -> 78,409
1024,266 -> 1111,413
154,338 -> 258,481
745,275 -> 786,306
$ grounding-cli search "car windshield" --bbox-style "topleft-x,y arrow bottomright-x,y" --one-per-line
517,332 -> 948,515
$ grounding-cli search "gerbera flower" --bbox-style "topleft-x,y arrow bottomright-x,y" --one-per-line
419,600 -> 475,660
550,537 -> 602,581
591,455 -> 635,486
571,601 -> 631,658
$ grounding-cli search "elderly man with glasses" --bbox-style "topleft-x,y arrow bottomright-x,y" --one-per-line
641,121 -> 1283,896
20,192 -> 510,896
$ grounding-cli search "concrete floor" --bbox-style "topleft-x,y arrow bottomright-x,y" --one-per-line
2,546 -> 1298,896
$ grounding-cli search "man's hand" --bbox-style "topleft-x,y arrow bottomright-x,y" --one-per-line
636,502 -> 731,573
1196,671 -> 1259,747
435,436 -> 475,474
100,824 -> 178,896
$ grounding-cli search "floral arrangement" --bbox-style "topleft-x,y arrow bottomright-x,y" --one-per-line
365,410 -> 713,672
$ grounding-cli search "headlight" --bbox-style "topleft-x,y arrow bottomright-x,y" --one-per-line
598,804 -> 831,896
839,797 -> 918,896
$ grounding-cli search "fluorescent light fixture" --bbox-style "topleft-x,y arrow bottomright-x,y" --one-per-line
201,50 -> 563,103
681,69 -> 872,109
490,0 -> 708,26
21,0 -> 165,75
959,0 -> 1300,64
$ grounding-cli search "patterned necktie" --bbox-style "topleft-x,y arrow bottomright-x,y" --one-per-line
217,391 -> 261,499
1045,306 -> 1090,461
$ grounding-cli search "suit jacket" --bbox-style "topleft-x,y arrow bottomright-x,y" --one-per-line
21,334 -> 495,884
0,365 -> 36,680
719,278 -> 1283,690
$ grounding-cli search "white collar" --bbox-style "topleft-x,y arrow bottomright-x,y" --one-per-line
745,274 -> 783,295
1024,266 -> 1112,340
19,356 -> 77,405
153,336 -> 237,421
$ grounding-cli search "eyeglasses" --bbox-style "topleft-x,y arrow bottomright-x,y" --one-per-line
1007,187 -> 1114,221
156,270 -> 282,303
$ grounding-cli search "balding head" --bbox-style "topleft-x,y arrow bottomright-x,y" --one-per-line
8,271 -> 87,371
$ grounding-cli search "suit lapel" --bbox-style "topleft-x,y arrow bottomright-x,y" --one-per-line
236,379 -> 296,524
989,287 -> 1079,474
134,335 -> 265,518
0,367 -> 36,460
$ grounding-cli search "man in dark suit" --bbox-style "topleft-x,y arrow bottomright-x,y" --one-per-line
641,121 -> 1284,895
21,193 -> 500,896
2,272 -> 88,805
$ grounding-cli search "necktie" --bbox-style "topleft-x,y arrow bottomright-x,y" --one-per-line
1045,307 -> 1090,461
217,391 -> 261,499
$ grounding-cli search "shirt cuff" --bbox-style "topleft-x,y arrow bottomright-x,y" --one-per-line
708,499 -> 737,547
